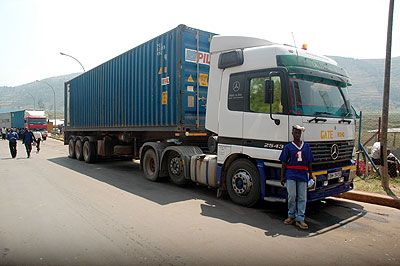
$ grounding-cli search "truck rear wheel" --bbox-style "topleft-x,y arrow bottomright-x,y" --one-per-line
226,159 -> 261,207
83,141 -> 97,163
143,149 -> 160,181
68,139 -> 76,159
167,151 -> 188,186
75,139 -> 84,161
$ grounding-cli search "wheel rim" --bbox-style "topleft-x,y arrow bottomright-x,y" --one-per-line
145,157 -> 155,175
69,142 -> 74,155
232,169 -> 253,196
83,143 -> 89,159
169,156 -> 182,176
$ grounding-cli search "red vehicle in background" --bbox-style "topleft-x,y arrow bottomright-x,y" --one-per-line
24,111 -> 48,140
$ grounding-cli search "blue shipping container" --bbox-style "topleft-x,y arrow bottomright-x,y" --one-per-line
11,110 -> 25,129
65,25 -> 215,132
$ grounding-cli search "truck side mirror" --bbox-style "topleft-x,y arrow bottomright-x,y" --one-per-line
264,80 -> 274,104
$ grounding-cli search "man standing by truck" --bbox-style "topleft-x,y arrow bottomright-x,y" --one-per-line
280,125 -> 314,230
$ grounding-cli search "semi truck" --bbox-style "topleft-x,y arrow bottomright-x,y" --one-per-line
6,110 -> 49,140
64,25 -> 356,207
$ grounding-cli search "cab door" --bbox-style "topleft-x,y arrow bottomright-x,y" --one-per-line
242,69 -> 289,160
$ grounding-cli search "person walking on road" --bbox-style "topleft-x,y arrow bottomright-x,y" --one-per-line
1,127 -> 6,140
22,128 -> 36,158
279,125 -> 314,230
32,130 -> 42,153
6,129 -> 19,158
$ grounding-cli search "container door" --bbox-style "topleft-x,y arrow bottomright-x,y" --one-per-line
180,28 -> 213,130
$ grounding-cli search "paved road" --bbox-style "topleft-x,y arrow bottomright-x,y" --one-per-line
0,138 -> 399,266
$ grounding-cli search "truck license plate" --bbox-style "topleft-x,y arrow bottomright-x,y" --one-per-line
328,171 -> 342,179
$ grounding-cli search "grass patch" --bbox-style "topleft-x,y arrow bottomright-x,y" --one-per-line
49,134 -> 64,141
353,174 -> 400,197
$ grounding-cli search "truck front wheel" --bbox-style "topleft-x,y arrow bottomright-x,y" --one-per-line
75,139 -> 84,161
167,151 -> 188,186
68,139 -> 76,159
143,149 -> 160,182
226,159 -> 261,207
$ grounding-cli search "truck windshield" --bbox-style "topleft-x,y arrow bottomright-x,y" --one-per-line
289,78 -> 352,118
28,118 -> 47,124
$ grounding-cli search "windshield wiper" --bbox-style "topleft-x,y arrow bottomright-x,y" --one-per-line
307,111 -> 331,123
339,118 -> 352,124
308,116 -> 327,123
314,111 -> 334,115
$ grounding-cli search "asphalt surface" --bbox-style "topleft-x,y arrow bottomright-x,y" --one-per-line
0,138 -> 400,266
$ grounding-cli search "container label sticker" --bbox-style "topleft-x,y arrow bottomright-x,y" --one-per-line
161,77 -> 170,86
188,96 -> 194,108
158,68 -> 162,75
185,49 -> 210,65
188,75 -> 194,83
199,74 -> 208,86
162,91 -> 167,104
187,86 -> 194,92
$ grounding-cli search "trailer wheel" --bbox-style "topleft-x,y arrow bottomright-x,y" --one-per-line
68,139 -> 76,159
75,139 -> 84,161
226,159 -> 261,207
143,149 -> 160,181
83,141 -> 97,163
167,151 -> 188,186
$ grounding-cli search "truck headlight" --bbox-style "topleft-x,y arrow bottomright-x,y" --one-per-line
349,169 -> 356,182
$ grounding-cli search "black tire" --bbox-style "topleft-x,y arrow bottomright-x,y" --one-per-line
226,159 -> 261,207
142,149 -> 160,181
43,137 -> 47,141
167,151 -> 188,186
68,139 -> 76,159
75,139 -> 84,161
83,141 -> 97,163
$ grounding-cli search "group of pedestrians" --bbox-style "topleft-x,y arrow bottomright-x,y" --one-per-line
4,128 -> 42,158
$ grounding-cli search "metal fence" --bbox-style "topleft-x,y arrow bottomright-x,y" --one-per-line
354,109 -> 400,175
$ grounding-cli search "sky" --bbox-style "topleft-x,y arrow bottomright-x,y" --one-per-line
0,0 -> 399,87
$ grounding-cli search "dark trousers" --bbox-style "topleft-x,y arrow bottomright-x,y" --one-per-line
2,133 -> 5,140
36,139 -> 41,152
25,142 -> 32,157
9,142 -> 17,158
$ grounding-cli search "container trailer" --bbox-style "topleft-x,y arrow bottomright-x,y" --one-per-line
65,24 -> 356,207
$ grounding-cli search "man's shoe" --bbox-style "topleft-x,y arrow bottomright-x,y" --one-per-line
284,217 -> 296,225
296,221 -> 308,230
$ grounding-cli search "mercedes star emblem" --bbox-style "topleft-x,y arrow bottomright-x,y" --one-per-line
233,81 -> 240,92
331,144 -> 339,160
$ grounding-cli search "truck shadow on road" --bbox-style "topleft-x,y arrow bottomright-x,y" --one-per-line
49,156 -> 367,238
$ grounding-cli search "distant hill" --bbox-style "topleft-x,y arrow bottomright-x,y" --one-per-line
328,56 -> 400,111
0,73 -> 80,117
0,56 -> 399,117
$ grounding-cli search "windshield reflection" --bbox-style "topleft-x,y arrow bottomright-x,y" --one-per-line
290,78 -> 352,117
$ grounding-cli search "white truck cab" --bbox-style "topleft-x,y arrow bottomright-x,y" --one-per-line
205,36 -> 356,206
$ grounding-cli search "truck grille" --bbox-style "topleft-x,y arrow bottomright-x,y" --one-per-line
309,140 -> 354,168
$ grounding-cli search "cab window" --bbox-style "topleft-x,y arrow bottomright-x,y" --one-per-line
249,76 -> 283,114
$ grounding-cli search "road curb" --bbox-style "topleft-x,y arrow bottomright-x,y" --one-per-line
335,190 -> 400,209
49,135 -> 64,142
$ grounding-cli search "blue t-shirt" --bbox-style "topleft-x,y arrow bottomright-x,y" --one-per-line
279,142 -> 315,182
7,132 -> 19,142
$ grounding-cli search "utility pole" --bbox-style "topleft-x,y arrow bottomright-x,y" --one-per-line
381,0 -> 394,189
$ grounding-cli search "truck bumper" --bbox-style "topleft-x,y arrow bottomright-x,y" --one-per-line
259,160 -> 356,203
